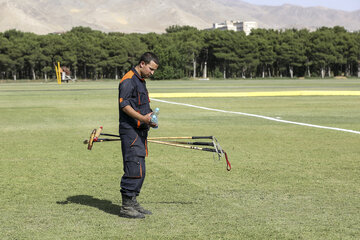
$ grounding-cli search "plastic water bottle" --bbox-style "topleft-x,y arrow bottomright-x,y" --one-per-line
150,107 -> 160,128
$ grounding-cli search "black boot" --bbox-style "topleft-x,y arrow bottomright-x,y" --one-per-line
120,194 -> 145,219
132,196 -> 152,215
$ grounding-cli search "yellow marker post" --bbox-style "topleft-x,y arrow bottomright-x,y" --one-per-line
57,62 -> 62,84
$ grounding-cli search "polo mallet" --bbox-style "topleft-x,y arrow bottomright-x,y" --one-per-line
84,127 -> 231,171
97,135 -> 222,153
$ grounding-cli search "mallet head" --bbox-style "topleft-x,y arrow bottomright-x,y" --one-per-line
87,129 -> 96,150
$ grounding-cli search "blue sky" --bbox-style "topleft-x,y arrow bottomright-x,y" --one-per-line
243,0 -> 360,11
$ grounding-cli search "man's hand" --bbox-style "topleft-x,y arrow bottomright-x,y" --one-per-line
122,106 -> 158,128
144,112 -> 158,128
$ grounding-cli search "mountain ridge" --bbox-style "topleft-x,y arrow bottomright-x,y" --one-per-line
0,0 -> 359,34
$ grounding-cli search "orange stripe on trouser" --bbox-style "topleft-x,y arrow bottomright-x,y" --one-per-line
130,135 -> 138,146
140,162 -> 143,178
145,139 -> 148,157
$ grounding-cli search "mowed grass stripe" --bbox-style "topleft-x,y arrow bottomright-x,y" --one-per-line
150,90 -> 360,98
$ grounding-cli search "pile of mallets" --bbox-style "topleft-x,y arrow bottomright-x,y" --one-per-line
84,127 -> 231,171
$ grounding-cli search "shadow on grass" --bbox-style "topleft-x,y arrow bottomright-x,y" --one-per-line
56,195 -> 121,216
56,195 -> 195,217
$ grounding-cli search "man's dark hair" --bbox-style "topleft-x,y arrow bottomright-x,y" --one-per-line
138,52 -> 159,65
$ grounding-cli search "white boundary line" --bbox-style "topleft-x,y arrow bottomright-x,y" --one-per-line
151,98 -> 360,135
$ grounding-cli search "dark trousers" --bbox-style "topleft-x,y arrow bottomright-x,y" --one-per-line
120,129 -> 147,197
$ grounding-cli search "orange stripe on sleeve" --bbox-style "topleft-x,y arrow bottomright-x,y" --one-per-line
120,70 -> 134,83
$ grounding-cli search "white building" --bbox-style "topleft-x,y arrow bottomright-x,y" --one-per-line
212,20 -> 258,35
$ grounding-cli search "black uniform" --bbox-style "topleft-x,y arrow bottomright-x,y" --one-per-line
118,68 -> 151,197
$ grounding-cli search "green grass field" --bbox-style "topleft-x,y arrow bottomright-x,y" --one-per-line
1,79 -> 360,239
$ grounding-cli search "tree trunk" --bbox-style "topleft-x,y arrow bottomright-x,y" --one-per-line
223,65 -> 226,79
84,64 -> 87,79
202,61 -> 207,79
44,72 -> 47,82
307,66 -> 311,77
346,64 -> 351,77
94,69 -> 98,80
115,67 -> 118,80
321,67 -> 325,79
32,67 -> 36,80
289,66 -> 294,78
193,53 -> 196,78
12,71 -> 16,81
328,66 -> 331,77
268,68 -> 271,78
262,66 -> 265,78
193,59 -> 196,78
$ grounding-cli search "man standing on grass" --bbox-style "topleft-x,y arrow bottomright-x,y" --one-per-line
118,52 -> 159,218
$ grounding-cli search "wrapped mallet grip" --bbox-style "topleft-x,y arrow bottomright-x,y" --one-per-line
94,126 -> 103,140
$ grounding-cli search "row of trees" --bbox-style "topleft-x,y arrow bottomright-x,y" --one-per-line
0,25 -> 359,80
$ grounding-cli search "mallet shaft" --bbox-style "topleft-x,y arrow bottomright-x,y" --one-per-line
148,136 -> 213,140
163,141 -> 214,146
100,133 -> 120,137
148,140 -> 217,152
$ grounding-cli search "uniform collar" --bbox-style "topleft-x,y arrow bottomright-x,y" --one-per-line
132,67 -> 145,82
